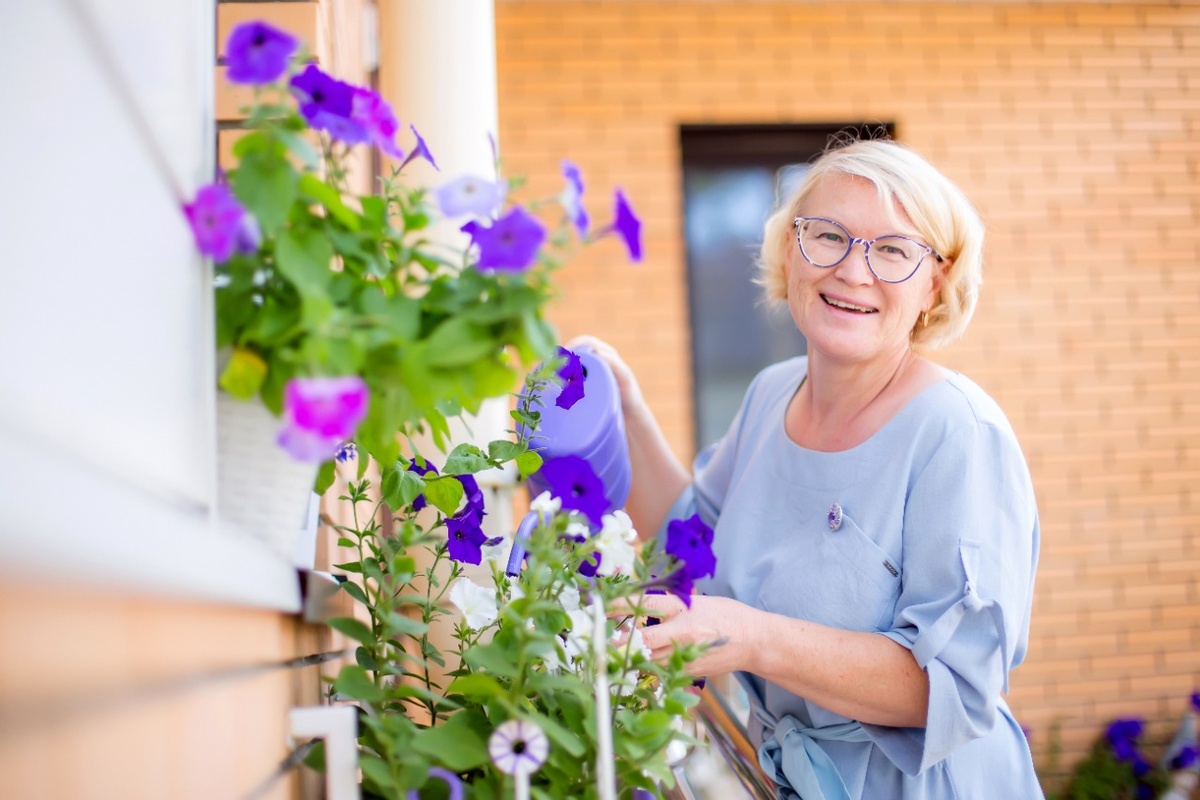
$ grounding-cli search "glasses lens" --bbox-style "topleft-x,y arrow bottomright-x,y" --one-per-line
867,236 -> 926,282
797,219 -> 850,267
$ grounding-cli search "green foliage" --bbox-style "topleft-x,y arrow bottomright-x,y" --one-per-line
326,371 -> 704,798
216,83 -> 564,481
1040,719 -> 1172,800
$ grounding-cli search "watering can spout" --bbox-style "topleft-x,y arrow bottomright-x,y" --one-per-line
505,347 -> 631,577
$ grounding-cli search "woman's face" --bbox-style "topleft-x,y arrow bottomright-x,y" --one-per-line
785,173 -> 940,367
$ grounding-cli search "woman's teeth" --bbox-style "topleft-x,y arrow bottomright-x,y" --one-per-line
822,295 -> 876,313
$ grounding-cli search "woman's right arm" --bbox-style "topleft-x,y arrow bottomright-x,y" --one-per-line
568,336 -> 690,539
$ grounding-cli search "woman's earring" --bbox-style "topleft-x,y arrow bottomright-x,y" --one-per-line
919,311 -> 929,328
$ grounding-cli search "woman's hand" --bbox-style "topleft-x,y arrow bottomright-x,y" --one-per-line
635,593 -> 760,677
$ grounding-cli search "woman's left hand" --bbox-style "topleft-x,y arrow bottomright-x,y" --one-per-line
635,593 -> 759,677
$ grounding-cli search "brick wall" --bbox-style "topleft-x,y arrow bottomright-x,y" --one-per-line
494,0 -> 1200,783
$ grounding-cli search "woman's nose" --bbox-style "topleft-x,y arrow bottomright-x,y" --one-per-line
833,239 -> 876,284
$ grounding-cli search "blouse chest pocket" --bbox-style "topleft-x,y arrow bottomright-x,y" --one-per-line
754,510 -> 903,633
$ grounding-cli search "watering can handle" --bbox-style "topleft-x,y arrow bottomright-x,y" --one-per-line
505,510 -> 541,577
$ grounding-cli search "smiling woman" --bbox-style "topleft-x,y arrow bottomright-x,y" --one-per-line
579,138 -> 1044,800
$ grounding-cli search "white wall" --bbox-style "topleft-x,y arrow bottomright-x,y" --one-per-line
0,1 -> 299,609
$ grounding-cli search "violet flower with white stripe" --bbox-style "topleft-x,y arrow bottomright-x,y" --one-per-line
488,718 -> 549,777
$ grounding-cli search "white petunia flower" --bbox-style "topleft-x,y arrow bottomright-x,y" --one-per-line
481,538 -> 510,569
564,517 -> 591,541
448,577 -> 499,630
558,582 -> 581,612
507,581 -> 525,603
563,606 -> 594,662
594,510 -> 638,576
530,491 -> 561,522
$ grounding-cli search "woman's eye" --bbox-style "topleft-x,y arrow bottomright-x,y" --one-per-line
817,232 -> 845,244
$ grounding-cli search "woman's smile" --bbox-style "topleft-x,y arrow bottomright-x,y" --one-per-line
820,292 -> 878,315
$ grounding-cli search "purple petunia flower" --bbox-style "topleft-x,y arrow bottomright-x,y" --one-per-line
1191,691 -> 1200,713
554,347 -> 586,410
560,160 -> 589,236
1107,718 -> 1145,747
445,474 -> 497,564
289,65 -> 369,145
1112,737 -> 1138,762
1172,744 -> 1198,771
458,474 -> 487,519
666,514 -> 717,581
225,21 -> 298,85
610,189 -> 642,262
641,564 -> 695,608
446,515 -> 487,564
350,88 -> 405,159
405,766 -> 464,800
407,458 -> 438,512
537,455 -> 608,528
488,719 -> 549,777
233,212 -> 262,255
183,183 -> 247,263
435,174 -> 505,219
398,124 -> 439,172
463,206 -> 547,273
277,376 -> 370,463
577,551 -> 601,578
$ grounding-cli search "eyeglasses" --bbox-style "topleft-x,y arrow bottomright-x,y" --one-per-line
793,216 -> 943,284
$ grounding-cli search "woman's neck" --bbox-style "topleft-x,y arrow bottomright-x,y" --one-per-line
788,346 -> 938,452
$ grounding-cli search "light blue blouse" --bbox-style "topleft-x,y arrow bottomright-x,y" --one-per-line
662,356 -> 1043,799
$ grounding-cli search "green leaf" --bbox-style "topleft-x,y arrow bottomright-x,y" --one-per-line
409,710 -> 490,771
359,195 -> 387,227
230,148 -> 298,234
333,664 -> 384,702
217,348 -> 267,401
442,443 -> 491,475
532,710 -> 586,757
421,317 -> 497,367
327,616 -> 373,644
462,642 -> 518,678
487,439 -> 524,463
358,755 -> 394,794
338,580 -> 368,606
517,311 -> 558,365
314,459 -> 337,495
423,475 -> 465,516
444,673 -> 506,699
516,450 -> 543,480
275,128 -> 319,169
384,612 -> 428,637
380,463 -> 426,510
275,228 -> 333,297
359,288 -> 420,341
298,173 -> 361,230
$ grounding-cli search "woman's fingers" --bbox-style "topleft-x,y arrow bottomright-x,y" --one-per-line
638,592 -> 689,619
607,592 -> 687,621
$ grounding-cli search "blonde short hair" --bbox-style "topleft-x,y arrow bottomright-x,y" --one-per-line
757,139 -> 985,350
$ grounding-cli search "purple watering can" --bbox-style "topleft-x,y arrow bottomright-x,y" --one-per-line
504,347 -> 632,576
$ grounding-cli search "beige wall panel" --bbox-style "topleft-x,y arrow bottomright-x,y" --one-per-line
0,580 -> 329,798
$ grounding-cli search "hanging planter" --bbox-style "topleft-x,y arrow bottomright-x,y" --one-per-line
215,391 -> 317,563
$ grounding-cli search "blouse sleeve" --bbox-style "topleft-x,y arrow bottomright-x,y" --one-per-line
863,417 -> 1040,775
